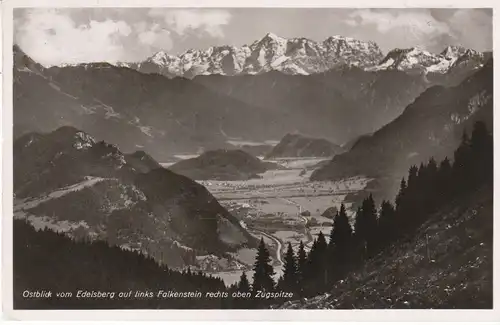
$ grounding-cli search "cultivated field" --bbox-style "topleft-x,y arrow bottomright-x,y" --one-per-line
196,157 -> 370,285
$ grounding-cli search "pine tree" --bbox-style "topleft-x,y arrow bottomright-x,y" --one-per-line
395,177 -> 407,213
407,165 -> 419,189
281,242 -> 298,293
316,231 -> 328,256
327,203 -> 353,281
252,238 -> 275,293
426,158 -> 439,211
437,157 -> 453,202
454,129 -> 472,191
296,240 -> 307,294
329,204 -> 352,253
470,121 -> 493,183
378,200 -> 396,246
355,195 -> 378,257
237,271 -> 251,292
303,232 -> 328,294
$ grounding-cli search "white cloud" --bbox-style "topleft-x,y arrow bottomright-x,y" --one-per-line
344,9 -> 452,50
137,23 -> 173,50
149,9 -> 231,38
15,9 -> 132,66
446,9 -> 492,50
347,9 -> 450,37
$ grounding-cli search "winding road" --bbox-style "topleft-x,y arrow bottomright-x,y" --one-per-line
247,194 -> 315,268
251,230 -> 283,266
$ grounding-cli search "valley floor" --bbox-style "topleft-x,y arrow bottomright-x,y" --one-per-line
191,157 -> 370,285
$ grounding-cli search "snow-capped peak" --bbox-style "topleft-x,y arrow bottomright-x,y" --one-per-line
128,33 -> 486,78
150,51 -> 179,66
132,33 -> 385,78
73,131 -> 96,150
440,45 -> 468,59
371,47 -> 450,74
260,32 -> 285,42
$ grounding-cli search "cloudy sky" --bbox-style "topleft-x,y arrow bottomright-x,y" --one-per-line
14,8 -> 493,67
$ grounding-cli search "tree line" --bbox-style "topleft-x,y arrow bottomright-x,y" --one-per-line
14,219 -> 229,309
231,121 -> 493,303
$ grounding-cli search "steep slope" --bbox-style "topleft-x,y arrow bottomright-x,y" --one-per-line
168,149 -> 280,180
265,133 -> 343,158
13,219 -> 228,309
13,45 -> 419,152
124,150 -> 162,173
193,67 -> 432,143
280,186 -> 492,309
128,33 -> 384,78
14,127 -> 255,269
311,59 -> 493,194
14,46 -> 276,161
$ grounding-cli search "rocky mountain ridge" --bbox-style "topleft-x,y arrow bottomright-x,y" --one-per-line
115,33 -> 489,79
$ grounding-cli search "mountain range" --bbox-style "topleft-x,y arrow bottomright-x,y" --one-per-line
14,37 -> 490,162
119,33 -> 489,80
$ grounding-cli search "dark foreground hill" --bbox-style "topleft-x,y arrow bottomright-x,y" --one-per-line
13,219 -> 229,309
279,186 -> 492,309
265,133 -> 343,158
275,122 -> 493,309
14,127 -> 256,269
169,149 -> 280,180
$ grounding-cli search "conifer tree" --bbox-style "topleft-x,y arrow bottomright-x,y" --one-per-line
378,200 -> 396,246
470,121 -> 493,183
252,238 -> 275,293
304,232 -> 328,294
296,240 -> 307,292
237,271 -> 251,292
426,158 -> 439,211
395,177 -> 408,232
355,195 -> 378,257
327,204 -> 353,281
281,242 -> 298,293
437,156 -> 453,201
316,231 -> 328,255
407,165 -> 419,189
329,204 -> 352,253
453,130 -> 472,191
395,177 -> 407,213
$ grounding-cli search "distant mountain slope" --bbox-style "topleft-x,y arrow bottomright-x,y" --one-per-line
311,59 -> 493,193
15,43 -> 488,160
14,127 -> 255,269
280,186 -> 493,309
13,46 -> 275,161
265,133 -> 343,158
169,149 -> 280,180
192,67 -> 431,143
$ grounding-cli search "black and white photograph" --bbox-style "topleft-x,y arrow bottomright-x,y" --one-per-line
2,1 -> 496,321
